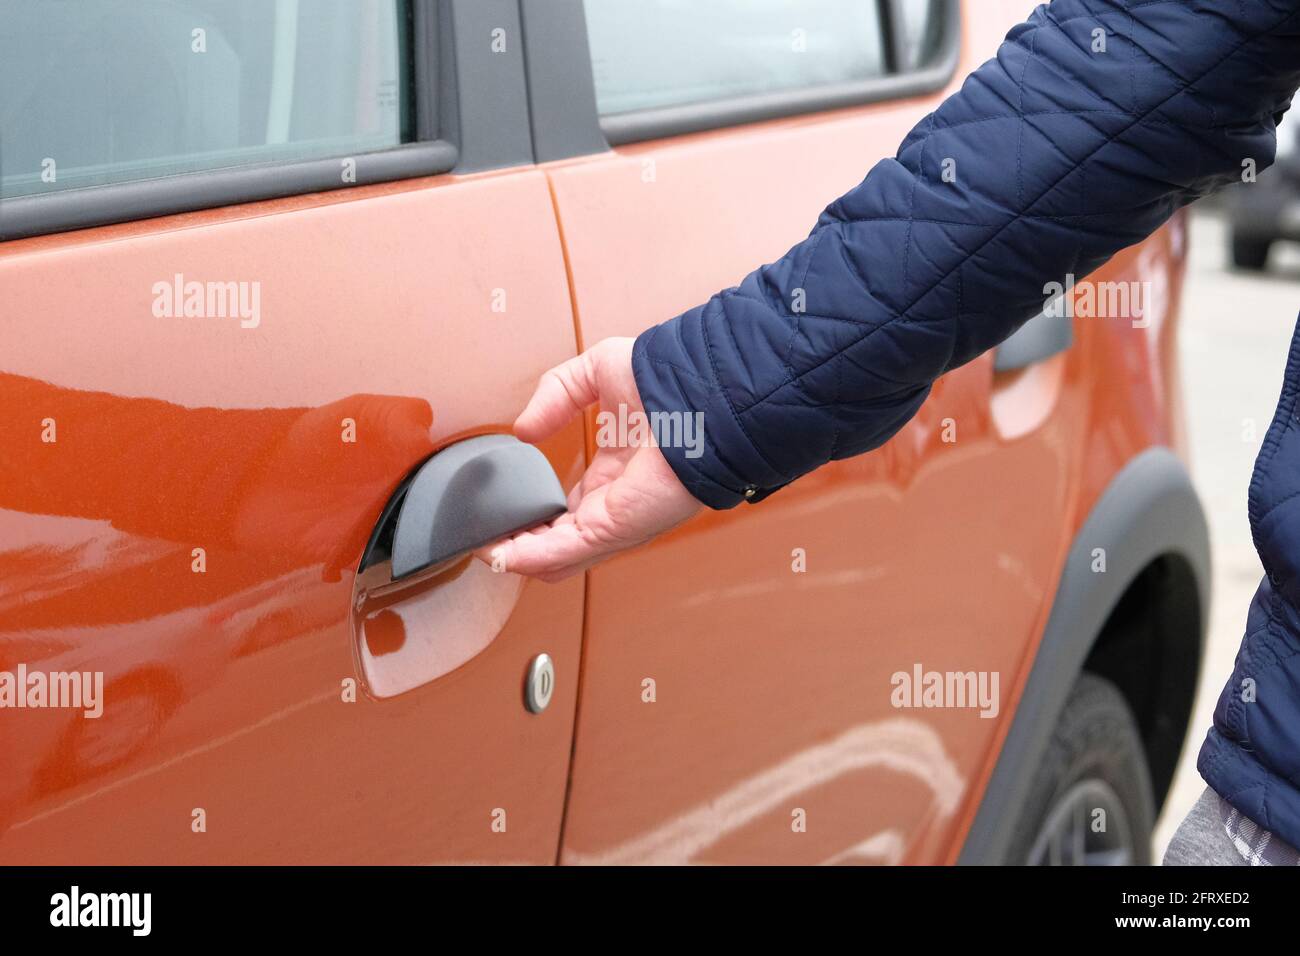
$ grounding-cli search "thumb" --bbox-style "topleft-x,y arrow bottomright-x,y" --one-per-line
515,350 -> 600,443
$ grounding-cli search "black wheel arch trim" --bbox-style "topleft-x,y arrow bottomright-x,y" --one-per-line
956,446 -> 1210,865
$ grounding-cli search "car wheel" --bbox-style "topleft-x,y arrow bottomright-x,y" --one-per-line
1010,672 -> 1154,866
1230,234 -> 1272,271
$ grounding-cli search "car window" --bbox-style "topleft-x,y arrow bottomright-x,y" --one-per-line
896,0 -> 947,69
0,0 -> 413,198
584,0 -> 888,116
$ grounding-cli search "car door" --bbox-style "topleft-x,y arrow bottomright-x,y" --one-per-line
534,0 -> 1091,864
0,0 -> 584,864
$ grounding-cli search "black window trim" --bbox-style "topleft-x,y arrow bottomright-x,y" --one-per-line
584,0 -> 962,148
0,0 -> 535,242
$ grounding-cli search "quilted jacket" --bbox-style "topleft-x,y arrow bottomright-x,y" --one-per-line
630,1 -> 1300,846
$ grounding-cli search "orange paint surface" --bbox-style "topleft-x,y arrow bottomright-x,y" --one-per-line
0,2 -> 1188,865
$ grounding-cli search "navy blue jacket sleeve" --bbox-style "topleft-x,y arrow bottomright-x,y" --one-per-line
632,0 -> 1300,509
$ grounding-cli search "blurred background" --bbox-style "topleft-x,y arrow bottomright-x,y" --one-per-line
1153,119 -> 1300,858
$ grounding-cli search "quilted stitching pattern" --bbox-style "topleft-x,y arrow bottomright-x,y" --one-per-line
632,0 -> 1300,508
1201,316 -> 1300,845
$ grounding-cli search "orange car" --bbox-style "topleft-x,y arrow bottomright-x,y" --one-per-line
0,0 -> 1205,865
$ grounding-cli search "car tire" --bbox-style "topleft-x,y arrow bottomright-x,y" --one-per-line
1009,672 -> 1155,866
1230,234 -> 1272,271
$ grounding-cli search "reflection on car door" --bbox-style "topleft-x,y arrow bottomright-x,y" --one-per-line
0,0 -> 584,864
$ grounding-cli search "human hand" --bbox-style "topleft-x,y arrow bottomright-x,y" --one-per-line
479,337 -> 702,582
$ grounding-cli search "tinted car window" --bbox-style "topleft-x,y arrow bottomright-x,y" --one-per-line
0,0 -> 412,198
584,0 -> 887,116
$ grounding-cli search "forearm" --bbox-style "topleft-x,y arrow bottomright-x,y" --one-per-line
633,0 -> 1300,508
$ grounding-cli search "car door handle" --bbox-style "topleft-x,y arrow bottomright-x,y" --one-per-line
993,296 -> 1074,372
361,434 -> 567,580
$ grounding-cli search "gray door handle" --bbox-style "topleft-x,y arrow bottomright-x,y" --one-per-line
994,296 -> 1074,372
360,434 -> 567,580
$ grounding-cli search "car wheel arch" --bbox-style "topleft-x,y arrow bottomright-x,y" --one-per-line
957,446 -> 1210,865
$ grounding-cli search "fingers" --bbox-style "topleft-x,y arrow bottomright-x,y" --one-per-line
566,446 -> 630,511
478,520 -> 598,581
475,480 -> 623,580
514,350 -> 598,443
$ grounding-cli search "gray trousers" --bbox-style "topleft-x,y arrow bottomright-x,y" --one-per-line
1162,785 -> 1300,866
1162,787 -> 1247,866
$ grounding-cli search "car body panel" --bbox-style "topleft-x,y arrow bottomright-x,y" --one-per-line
544,14 -> 1188,864
0,168 -> 586,863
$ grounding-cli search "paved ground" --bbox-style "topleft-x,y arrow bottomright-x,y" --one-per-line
1152,209 -> 1300,858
